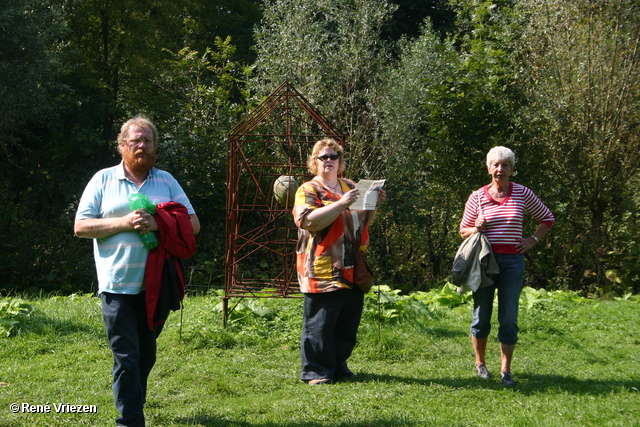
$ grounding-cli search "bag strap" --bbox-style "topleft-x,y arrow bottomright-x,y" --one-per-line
477,190 -> 484,218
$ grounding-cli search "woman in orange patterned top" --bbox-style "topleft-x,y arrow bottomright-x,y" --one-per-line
293,138 -> 386,385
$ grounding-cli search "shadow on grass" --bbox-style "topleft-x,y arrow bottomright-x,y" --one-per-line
22,310 -> 103,337
162,373 -> 639,427
166,373 -> 638,426
362,325 -> 468,345
414,325 -> 467,339
351,372 -> 639,396
171,415 -> 433,427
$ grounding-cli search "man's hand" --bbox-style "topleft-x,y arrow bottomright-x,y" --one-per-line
131,209 -> 158,234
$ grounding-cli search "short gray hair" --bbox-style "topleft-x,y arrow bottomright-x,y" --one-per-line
486,146 -> 516,168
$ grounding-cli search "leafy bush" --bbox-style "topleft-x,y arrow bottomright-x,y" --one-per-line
363,283 -> 471,324
205,283 -> 600,334
0,297 -> 33,337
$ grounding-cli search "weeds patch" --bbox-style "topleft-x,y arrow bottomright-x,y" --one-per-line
0,297 -> 33,337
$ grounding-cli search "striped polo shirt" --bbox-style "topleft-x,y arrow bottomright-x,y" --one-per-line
75,161 -> 195,294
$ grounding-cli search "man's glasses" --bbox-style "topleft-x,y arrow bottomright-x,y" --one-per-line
316,154 -> 340,161
128,138 -> 154,146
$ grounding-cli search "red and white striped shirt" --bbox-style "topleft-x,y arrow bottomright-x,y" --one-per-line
460,182 -> 555,254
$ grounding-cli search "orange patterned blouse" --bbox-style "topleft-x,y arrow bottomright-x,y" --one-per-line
293,178 -> 372,293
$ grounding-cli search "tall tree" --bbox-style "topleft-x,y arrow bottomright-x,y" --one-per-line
376,3 -> 527,290
252,0 -> 397,180
0,0 -> 56,153
0,0 -> 73,291
178,0 -> 263,63
516,0 -> 640,294
377,23 -> 461,289
157,38 -> 251,269
0,0 -> 258,292
383,0 -> 455,42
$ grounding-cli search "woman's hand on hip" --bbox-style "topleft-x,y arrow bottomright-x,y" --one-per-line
516,236 -> 537,253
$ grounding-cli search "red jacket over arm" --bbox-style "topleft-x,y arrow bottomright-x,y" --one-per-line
144,202 -> 196,330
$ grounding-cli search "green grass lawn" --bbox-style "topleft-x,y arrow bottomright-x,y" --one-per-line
1,289 -> 639,426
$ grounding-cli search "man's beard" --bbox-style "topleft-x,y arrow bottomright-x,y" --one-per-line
123,147 -> 157,175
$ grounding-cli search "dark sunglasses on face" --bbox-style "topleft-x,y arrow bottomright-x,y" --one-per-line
317,154 -> 340,161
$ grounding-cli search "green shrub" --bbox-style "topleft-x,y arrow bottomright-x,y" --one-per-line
0,297 -> 33,337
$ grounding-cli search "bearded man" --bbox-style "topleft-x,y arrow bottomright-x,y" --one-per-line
74,116 -> 200,427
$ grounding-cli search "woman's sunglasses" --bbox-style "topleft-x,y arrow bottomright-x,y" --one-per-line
316,154 -> 340,161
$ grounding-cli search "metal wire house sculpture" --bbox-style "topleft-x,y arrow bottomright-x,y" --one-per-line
223,81 -> 343,324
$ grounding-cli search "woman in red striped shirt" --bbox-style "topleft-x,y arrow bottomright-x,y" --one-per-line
459,146 -> 555,386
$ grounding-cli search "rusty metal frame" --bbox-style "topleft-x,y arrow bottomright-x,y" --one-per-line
223,81 -> 343,325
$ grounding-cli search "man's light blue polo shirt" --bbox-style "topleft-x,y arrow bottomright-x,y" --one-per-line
76,161 -> 196,295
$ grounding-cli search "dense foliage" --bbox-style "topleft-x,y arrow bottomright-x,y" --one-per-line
1,0 -> 638,297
